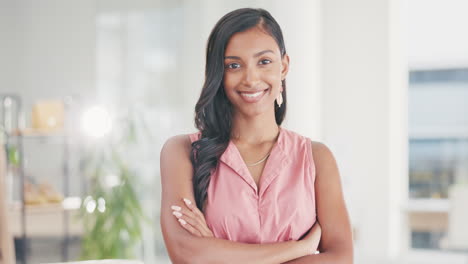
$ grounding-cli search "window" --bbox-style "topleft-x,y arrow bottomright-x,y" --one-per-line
408,68 -> 468,251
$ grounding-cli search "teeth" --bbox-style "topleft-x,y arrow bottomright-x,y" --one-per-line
241,91 -> 264,98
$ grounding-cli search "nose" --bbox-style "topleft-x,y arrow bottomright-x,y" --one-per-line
242,65 -> 261,88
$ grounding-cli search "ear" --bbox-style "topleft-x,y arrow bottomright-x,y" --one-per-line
280,53 -> 290,81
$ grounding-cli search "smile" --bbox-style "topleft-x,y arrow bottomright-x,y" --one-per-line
238,88 -> 269,103
241,91 -> 264,98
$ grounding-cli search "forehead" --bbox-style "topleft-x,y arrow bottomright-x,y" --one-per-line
224,27 -> 280,57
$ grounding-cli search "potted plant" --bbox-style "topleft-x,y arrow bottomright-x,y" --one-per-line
79,109 -> 150,259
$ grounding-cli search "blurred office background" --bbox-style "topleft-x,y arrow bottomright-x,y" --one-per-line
0,0 -> 467,263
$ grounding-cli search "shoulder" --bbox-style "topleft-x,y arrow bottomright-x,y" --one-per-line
160,134 -> 192,161
283,128 -> 337,169
280,129 -> 335,167
310,141 -> 339,179
159,134 -> 196,185
311,141 -> 333,158
311,141 -> 336,162
279,128 -> 309,148
281,128 -> 323,151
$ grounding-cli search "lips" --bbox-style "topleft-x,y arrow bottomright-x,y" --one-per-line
238,88 -> 269,103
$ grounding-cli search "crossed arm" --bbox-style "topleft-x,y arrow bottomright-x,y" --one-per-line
159,135 -> 353,264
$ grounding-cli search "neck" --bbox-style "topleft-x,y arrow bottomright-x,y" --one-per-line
230,109 -> 280,145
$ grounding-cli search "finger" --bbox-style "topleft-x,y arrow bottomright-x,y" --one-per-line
172,205 -> 201,226
173,204 -> 208,232
179,208 -> 212,236
172,207 -> 212,237
173,211 -> 204,234
177,218 -> 202,237
183,198 -> 206,221
182,198 -> 212,235
176,213 -> 213,237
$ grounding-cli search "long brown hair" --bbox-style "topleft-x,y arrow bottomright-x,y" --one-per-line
190,8 -> 288,211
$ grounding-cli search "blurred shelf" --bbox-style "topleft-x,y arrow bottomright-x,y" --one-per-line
1,95 -> 80,263
409,212 -> 448,232
8,128 -> 66,138
8,197 -> 83,237
405,199 -> 449,232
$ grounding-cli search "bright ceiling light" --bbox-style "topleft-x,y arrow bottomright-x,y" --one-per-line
81,105 -> 112,138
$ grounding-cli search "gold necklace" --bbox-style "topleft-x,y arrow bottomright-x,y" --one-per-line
237,127 -> 280,167
245,152 -> 271,167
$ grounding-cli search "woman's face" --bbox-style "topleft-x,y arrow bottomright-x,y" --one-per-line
223,27 -> 289,118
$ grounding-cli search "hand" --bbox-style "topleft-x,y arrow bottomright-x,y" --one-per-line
300,221 -> 322,255
171,198 -> 214,238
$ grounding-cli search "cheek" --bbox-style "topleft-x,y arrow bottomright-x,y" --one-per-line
264,71 -> 282,89
223,72 -> 234,86
222,76 -> 236,102
264,65 -> 282,83
223,73 -> 241,94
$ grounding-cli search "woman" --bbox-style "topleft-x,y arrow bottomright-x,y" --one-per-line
160,8 -> 353,264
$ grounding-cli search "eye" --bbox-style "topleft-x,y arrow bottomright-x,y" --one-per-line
226,63 -> 241,69
259,59 -> 272,65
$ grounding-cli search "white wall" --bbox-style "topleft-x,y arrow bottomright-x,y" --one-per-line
322,0 -> 408,262
0,1 -> 20,95
0,0 -> 96,117
408,0 -> 468,69
0,0 -> 98,199
270,0 -> 322,139
0,0 -> 97,196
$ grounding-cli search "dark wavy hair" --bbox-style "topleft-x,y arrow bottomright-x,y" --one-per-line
190,8 -> 288,211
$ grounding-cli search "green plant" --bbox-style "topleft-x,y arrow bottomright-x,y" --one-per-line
6,145 -> 19,167
79,112 -> 150,259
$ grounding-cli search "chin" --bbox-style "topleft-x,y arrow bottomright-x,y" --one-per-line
235,104 -> 274,118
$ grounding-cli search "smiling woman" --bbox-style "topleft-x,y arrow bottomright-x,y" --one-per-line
160,7 -> 353,264
224,29 -> 286,115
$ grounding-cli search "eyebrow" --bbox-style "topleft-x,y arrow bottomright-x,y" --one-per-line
224,49 -> 274,60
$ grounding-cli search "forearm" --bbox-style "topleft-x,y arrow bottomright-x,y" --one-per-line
177,235 -> 307,264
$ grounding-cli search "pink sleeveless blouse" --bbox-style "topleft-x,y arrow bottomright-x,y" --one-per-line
188,127 -> 317,243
